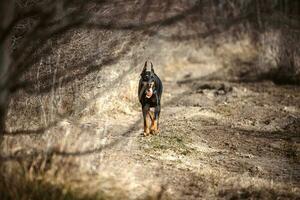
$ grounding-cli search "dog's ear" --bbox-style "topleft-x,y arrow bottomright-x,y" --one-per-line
150,62 -> 154,73
141,61 -> 147,75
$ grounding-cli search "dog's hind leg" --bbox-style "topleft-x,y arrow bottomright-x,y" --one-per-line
149,110 -> 156,135
156,105 -> 161,134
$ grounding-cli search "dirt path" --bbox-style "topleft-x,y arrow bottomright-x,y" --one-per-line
89,63 -> 300,199
3,62 -> 299,199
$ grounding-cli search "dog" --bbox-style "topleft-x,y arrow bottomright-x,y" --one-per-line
138,61 -> 163,136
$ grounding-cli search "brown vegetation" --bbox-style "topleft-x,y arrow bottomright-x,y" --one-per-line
0,0 -> 299,199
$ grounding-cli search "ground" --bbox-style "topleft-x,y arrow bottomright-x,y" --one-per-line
2,49 -> 300,200
74,63 -> 300,199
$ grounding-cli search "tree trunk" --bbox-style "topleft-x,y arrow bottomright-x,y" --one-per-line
0,0 -> 14,138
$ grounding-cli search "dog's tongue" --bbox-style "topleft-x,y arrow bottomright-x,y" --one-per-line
146,90 -> 153,98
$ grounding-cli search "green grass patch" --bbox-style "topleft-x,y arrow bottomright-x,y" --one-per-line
140,134 -> 193,156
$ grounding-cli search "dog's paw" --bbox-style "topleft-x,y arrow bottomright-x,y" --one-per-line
143,131 -> 150,137
150,129 -> 160,135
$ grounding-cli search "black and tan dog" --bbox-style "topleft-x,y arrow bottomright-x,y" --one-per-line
138,61 -> 163,136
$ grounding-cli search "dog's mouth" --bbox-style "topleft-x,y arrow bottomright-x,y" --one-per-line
145,89 -> 153,98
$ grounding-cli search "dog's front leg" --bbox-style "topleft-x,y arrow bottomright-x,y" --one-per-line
142,105 -> 150,136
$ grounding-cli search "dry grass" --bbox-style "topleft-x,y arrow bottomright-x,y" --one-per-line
3,32 -> 299,199
2,1 -> 300,199
0,161 -> 130,200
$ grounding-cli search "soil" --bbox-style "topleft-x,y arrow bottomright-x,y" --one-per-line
82,64 -> 300,199
2,62 -> 300,200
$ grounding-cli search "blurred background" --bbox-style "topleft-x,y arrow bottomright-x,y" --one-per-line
0,0 -> 299,199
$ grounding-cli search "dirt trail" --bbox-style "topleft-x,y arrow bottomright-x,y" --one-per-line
3,60 -> 299,199
89,63 -> 300,199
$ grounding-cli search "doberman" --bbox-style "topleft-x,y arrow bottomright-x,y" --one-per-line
138,61 -> 163,136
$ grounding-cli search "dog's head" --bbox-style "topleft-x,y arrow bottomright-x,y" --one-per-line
140,61 -> 156,98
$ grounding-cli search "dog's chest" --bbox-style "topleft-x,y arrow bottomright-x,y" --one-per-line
144,94 -> 157,106
149,107 -> 155,112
